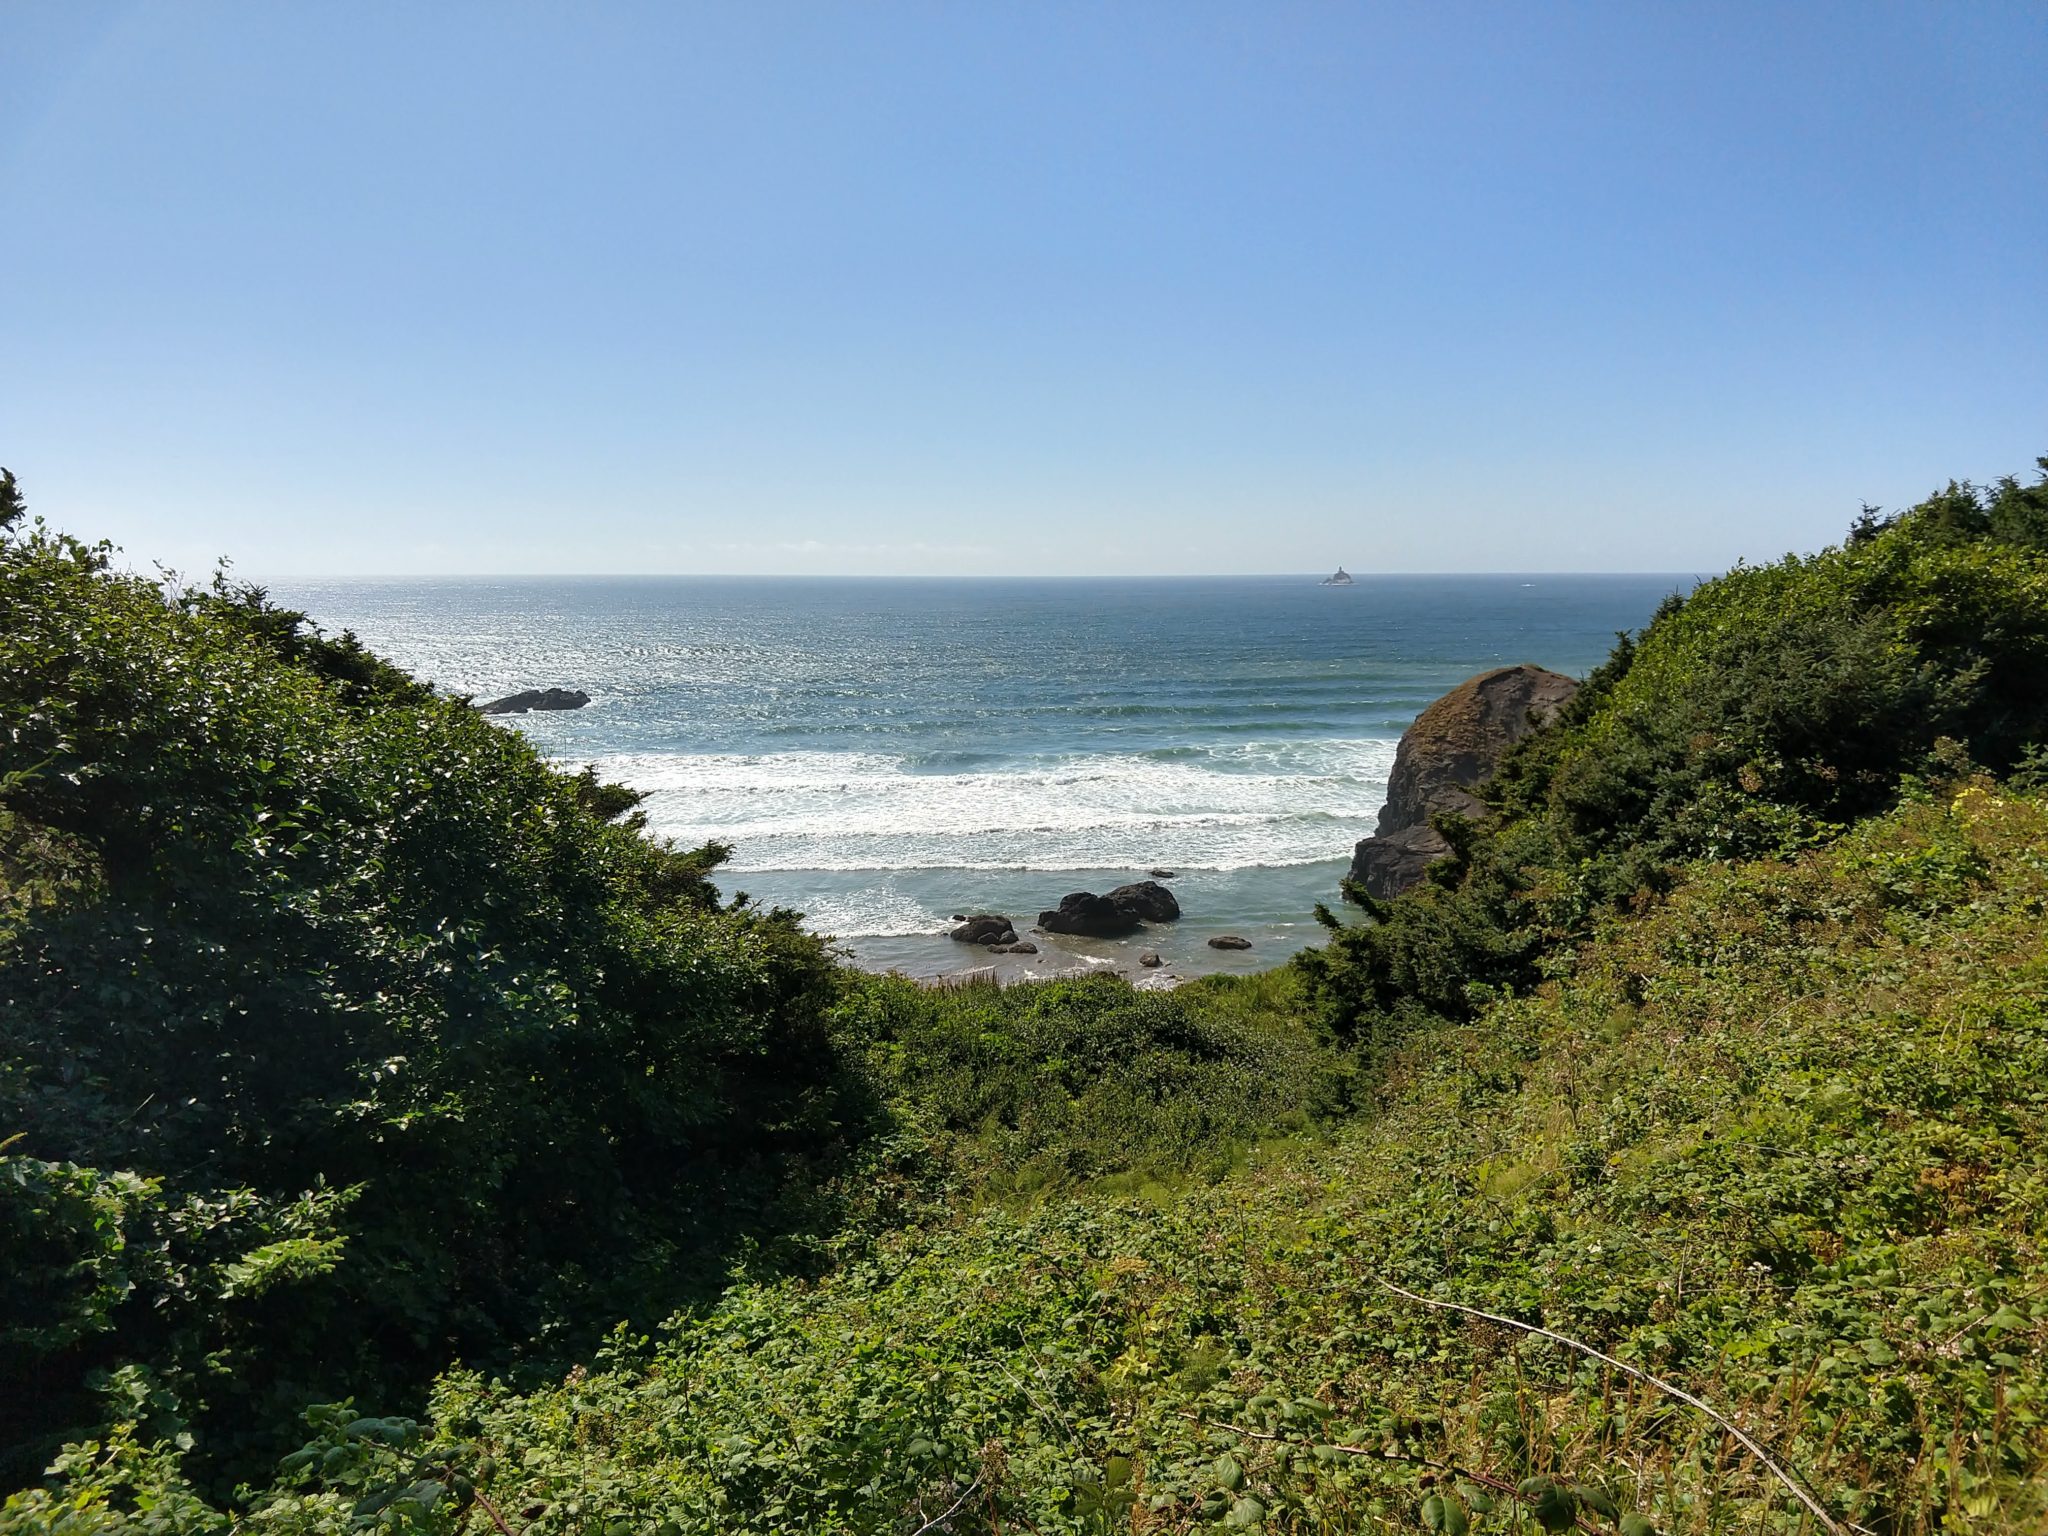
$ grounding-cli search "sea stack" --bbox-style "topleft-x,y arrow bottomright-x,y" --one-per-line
1348,664 -> 1578,899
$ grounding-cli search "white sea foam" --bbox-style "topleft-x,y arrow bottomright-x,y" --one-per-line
763,884 -> 953,938
591,739 -> 1398,872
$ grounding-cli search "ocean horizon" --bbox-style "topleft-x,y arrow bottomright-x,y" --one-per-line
270,572 -> 1693,978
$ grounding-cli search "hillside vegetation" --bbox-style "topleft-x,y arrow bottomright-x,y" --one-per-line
2,463 -> 2046,1533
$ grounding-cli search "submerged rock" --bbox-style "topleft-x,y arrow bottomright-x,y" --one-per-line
1347,664 -> 1578,900
477,687 -> 590,715
1148,868 -> 1176,879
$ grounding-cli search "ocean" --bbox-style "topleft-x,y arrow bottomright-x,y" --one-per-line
268,574 -> 1689,979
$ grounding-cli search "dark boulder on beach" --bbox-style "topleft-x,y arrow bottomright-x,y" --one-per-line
478,687 -> 590,715
1038,891 -> 1141,937
1347,664 -> 1578,900
1138,950 -> 1163,968
1107,880 -> 1180,923
1208,935 -> 1252,950
950,914 -> 1014,943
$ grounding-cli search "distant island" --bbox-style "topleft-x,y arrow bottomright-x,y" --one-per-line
1320,565 -> 1354,585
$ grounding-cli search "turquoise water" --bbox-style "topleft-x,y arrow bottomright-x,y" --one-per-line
269,574 -> 1688,976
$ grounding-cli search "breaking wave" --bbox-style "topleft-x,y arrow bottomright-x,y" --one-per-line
596,738 -> 1398,872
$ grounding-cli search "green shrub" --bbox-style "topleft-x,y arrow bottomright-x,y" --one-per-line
57,783 -> 2043,1533
0,511 -> 858,1482
835,969 -> 1355,1197
1300,460 -> 2048,1041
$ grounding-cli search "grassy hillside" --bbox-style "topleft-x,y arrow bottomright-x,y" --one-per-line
23,781 -> 2042,1534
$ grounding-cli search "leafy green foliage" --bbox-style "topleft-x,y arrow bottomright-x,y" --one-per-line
1301,460 -> 2048,1041
834,969 -> 1356,1198
9,462 -> 2048,1533
0,470 -> 24,535
0,503 -> 857,1482
34,786 -> 2045,1531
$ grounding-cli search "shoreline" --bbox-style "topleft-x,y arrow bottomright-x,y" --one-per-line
725,860 -> 1346,985
832,915 -> 1318,988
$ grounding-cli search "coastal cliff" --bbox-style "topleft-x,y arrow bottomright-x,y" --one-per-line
1348,663 -> 1577,897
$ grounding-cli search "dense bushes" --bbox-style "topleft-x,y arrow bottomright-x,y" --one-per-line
0,514 -> 855,1483
834,969 -> 1355,1198
1299,461 -> 2048,1040
6,459 -> 2048,1532
25,779 -> 2043,1533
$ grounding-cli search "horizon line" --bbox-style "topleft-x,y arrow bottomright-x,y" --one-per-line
242,568 -> 1708,583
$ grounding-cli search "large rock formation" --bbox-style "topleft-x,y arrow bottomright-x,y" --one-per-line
478,688 -> 590,715
1348,664 -> 1578,899
950,915 -> 1015,944
1106,880 -> 1180,923
1038,880 -> 1181,936
1038,891 -> 1142,937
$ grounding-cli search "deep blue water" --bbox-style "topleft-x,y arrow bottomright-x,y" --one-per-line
270,574 -> 1690,975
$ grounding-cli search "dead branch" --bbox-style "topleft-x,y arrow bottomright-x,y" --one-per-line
1378,1279 -> 1848,1536
470,1488 -> 522,1536
907,1473 -> 984,1536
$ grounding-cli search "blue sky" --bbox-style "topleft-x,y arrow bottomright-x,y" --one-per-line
2,2 -> 2042,576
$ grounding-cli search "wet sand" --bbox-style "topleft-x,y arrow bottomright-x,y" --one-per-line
839,920 -> 1301,989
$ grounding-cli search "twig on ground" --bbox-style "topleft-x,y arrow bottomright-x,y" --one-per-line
907,1474 -> 984,1536
470,1488 -> 522,1536
1378,1279 -> 1850,1536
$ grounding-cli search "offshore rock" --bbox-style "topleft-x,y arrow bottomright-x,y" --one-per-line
1038,891 -> 1142,937
1208,935 -> 1252,950
1107,880 -> 1180,923
1347,663 -> 1578,899
477,687 -> 590,715
950,915 -> 1014,943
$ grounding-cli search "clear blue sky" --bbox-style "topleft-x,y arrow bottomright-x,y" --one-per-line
2,2 -> 2042,576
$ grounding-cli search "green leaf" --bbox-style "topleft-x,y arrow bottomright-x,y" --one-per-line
1532,1483 -> 1579,1533
1577,1484 -> 1620,1518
